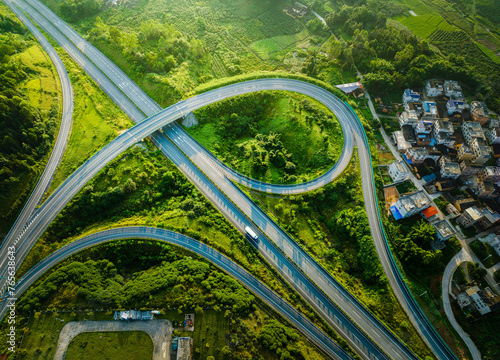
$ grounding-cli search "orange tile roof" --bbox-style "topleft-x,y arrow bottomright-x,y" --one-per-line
422,206 -> 438,218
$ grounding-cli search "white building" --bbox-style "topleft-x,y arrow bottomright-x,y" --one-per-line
388,161 -> 410,182
434,220 -> 455,241
426,80 -> 444,97
393,191 -> 431,218
422,101 -> 438,119
470,138 -> 491,165
465,286 -> 491,315
399,111 -> 419,128
487,128 -> 500,145
403,89 -> 420,103
393,131 -> 412,152
405,147 -> 428,164
446,99 -> 465,115
462,122 -> 486,145
443,80 -> 464,100
433,119 -> 455,147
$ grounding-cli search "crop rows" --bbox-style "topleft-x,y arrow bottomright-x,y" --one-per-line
257,8 -> 303,38
429,29 -> 469,43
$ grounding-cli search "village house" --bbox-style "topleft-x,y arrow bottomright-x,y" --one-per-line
425,80 -> 444,97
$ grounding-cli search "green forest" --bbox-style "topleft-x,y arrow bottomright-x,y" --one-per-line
0,5 -> 60,233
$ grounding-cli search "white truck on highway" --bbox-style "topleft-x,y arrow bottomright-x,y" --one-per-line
244,226 -> 259,247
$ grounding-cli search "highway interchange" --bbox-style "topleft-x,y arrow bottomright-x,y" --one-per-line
0,0 -> 459,359
1,227 -> 354,360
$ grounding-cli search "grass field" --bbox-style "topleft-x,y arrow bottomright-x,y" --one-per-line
399,14 -> 456,39
16,311 -> 114,360
186,91 -> 343,184
66,331 -> 153,360
172,310 -> 230,359
45,50 -> 132,195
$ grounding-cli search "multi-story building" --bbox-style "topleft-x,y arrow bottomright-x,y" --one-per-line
405,147 -> 428,165
457,206 -> 483,228
426,80 -> 444,97
393,130 -> 412,152
486,117 -> 499,130
399,111 -> 419,128
405,102 -> 423,118
476,180 -> 495,198
470,101 -> 489,125
479,207 -> 500,228
460,160 -> 483,177
422,101 -> 438,119
453,198 -> 479,212
443,80 -> 464,100
434,220 -> 455,241
457,144 -> 475,162
392,191 -> 431,219
446,203 -> 461,218
446,99 -> 465,115
470,138 -> 491,165
426,146 -> 442,162
486,127 -> 500,145
478,166 -> 500,183
402,89 -> 420,104
462,122 -> 486,145
439,156 -> 461,179
433,119 -> 455,147
388,160 -> 410,182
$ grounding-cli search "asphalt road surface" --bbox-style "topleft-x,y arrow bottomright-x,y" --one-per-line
0,4 -> 73,276
1,1 -> 458,359
1,227 -> 353,360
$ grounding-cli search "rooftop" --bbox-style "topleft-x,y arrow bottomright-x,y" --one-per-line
392,160 -> 408,173
422,206 -> 438,219
465,206 -> 483,221
423,101 -> 438,115
441,159 -> 461,175
434,220 -> 454,238
410,191 -> 430,208
427,80 -> 443,89
394,131 -> 412,151
482,207 -> 500,223
436,119 -> 454,133
336,82 -> 363,94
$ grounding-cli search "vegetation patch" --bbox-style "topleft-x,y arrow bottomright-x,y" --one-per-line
46,51 -> 133,194
66,331 -> 153,360
399,14 -> 455,39
187,91 -> 343,184
469,240 -> 500,268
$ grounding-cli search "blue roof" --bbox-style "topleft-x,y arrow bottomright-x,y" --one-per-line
422,173 -> 437,183
430,138 -> 436,146
423,101 -> 435,112
402,153 -> 413,165
391,206 -> 403,220
404,89 -> 420,99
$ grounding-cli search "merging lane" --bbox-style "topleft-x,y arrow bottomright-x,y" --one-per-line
0,5 -> 73,272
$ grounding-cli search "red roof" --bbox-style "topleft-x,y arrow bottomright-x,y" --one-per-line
422,206 -> 438,218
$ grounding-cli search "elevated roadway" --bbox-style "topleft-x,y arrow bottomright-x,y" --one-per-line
0,4 -> 73,273
0,227 -> 354,360
2,1 -> 458,359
